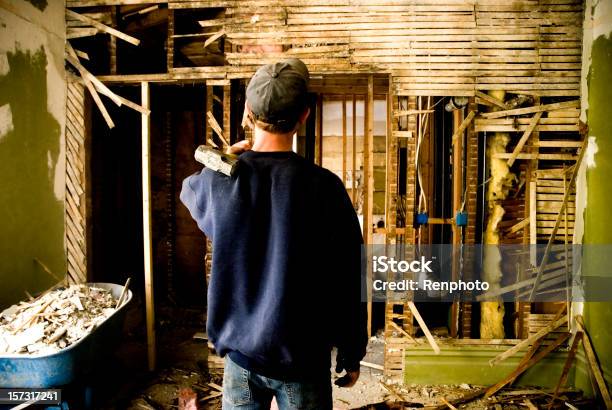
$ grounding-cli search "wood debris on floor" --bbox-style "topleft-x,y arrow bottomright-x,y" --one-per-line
126,365 -> 223,410
363,383 -> 592,410
0,284 -> 118,355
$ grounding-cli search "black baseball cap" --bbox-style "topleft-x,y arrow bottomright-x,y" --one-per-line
246,58 -> 310,130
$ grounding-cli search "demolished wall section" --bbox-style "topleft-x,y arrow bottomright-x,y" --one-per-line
0,1 -> 67,306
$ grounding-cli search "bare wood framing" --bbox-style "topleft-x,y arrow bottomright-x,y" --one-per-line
342,94 -> 347,186
451,110 -> 476,145
475,90 -> 509,110
204,29 -> 226,48
407,301 -> 441,354
529,138 -> 587,301
489,315 -> 568,366
65,79 -> 89,284
67,0 -> 166,5
575,316 -> 612,407
66,9 -> 140,46
485,332 -> 571,398
549,331 -> 582,406
67,50 -> 149,115
352,94 -> 357,205
480,100 -> 580,119
207,111 -> 229,147
365,75 -> 374,336
167,9 -> 174,72
507,111 -> 543,167
450,109 -> 463,338
141,82 -> 156,372
315,94 -> 323,166
223,84 -> 231,144
65,54 -> 114,129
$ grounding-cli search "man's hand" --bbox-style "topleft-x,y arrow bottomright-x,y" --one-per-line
226,140 -> 252,155
334,370 -> 360,388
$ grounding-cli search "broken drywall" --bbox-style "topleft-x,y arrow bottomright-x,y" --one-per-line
0,1 -> 66,307
0,103 -> 13,139
0,1 -> 66,201
574,0 -> 612,395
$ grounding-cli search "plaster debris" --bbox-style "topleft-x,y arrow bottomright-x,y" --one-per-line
0,104 -> 14,140
585,136 -> 599,168
0,284 -> 117,355
0,53 -> 8,76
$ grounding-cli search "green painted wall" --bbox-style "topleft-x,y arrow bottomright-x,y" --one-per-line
576,29 -> 612,395
405,344 -> 568,387
0,46 -> 65,307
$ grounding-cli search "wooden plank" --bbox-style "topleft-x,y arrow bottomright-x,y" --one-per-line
360,361 -> 384,371
67,0 -> 166,5
575,316 -> 612,407
451,110 -> 476,144
460,116 -> 576,126
475,90 -> 509,110
315,94 -> 322,166
141,82 -> 156,372
407,302 -> 440,354
66,9 -> 140,46
485,332 -> 570,398
493,153 -> 577,161
65,54 -> 114,129
167,8 -> 174,71
207,111 -> 229,147
508,335 -> 543,385
67,52 -> 150,115
388,320 -> 417,343
204,29 -> 226,48
109,6 -> 117,74
223,83 -> 231,144
352,94 -> 357,205
393,131 -> 413,138
393,109 -> 434,117
342,94 -> 347,186
67,27 -> 100,39
507,112 -> 542,167
529,139 -> 586,301
365,75 -> 374,337
169,1 -> 231,8
489,315 -> 568,366
536,140 -> 582,148
450,107 -> 461,338
433,388 -> 487,410
549,331 -> 583,406
480,100 -> 580,119
506,218 -> 529,235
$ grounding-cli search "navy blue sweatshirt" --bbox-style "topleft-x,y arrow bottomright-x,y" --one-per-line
180,150 -> 367,381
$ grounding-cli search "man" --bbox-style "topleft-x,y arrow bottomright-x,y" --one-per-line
180,58 -> 367,410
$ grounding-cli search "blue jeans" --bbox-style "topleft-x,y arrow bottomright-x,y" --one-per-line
222,356 -> 333,410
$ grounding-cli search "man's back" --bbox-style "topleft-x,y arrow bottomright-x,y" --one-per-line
181,150 -> 366,381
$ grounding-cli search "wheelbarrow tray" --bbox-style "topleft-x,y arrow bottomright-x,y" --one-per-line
0,282 -> 132,388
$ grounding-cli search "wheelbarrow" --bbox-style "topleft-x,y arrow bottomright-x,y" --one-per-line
0,282 -> 132,409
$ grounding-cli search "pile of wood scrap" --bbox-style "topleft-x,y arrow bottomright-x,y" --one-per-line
432,310 -> 610,409
0,285 -> 117,355
431,387 -> 590,409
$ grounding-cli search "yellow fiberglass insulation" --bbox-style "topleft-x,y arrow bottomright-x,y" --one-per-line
480,91 -> 516,339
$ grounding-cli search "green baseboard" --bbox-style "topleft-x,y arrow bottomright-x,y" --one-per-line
404,344 -> 569,387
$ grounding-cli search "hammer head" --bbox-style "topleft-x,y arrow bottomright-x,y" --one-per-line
194,145 -> 238,177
